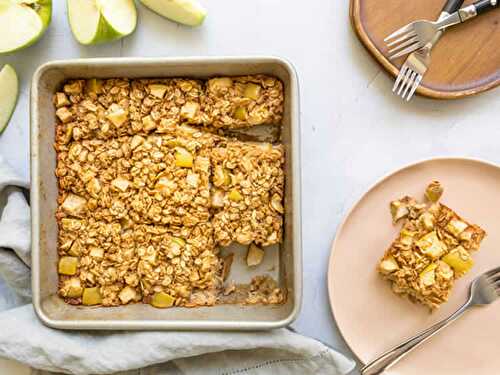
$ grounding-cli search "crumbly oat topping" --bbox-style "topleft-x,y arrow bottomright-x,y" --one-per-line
55,77 -> 286,308
379,182 -> 486,310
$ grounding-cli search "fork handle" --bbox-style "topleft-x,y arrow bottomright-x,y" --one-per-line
360,302 -> 470,375
474,0 -> 499,14
443,0 -> 466,14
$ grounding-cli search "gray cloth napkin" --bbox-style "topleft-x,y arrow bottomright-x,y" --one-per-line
0,155 -> 355,375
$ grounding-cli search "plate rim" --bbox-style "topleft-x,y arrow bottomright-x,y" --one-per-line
327,156 -> 500,365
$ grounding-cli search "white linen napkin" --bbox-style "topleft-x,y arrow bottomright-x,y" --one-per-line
0,155 -> 355,375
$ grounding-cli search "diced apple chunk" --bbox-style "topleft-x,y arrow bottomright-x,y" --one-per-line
175,147 -> 193,168
82,287 -> 102,306
142,115 -> 157,132
379,256 -> 399,274
234,106 -> 247,120
118,286 -> 138,304
443,246 -> 474,276
180,101 -> 200,121
210,77 -> 233,90
61,277 -> 83,298
111,177 -> 130,192
243,83 -> 261,100
151,291 -> 175,308
419,263 -> 437,286
246,243 -> 265,267
62,194 -> 87,216
171,237 -> 186,247
86,79 -> 103,94
68,240 -> 82,257
270,194 -> 284,213
155,176 -> 176,194
106,104 -> 128,127
149,84 -> 168,99
419,212 -> 434,230
211,189 -> 224,208
89,247 -> 103,259
416,231 -> 447,259
446,219 -> 468,236
64,82 -> 82,95
56,107 -> 74,123
425,181 -> 443,202
58,257 -> 78,275
390,200 -> 409,223
55,92 -> 70,108
184,172 -> 198,188
228,189 -> 243,202
130,135 -> 145,150
213,166 -> 230,187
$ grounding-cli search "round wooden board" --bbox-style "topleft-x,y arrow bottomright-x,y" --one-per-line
350,0 -> 500,99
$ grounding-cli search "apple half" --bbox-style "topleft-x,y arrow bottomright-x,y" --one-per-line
67,0 -> 137,45
0,65 -> 19,134
140,0 -> 207,27
0,0 -> 52,54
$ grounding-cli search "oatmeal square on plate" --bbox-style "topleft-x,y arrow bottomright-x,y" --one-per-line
378,182 -> 486,310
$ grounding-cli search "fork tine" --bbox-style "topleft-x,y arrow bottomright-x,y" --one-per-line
406,74 -> 422,101
390,43 -> 422,60
388,36 -> 420,56
392,65 -> 408,93
386,32 -> 417,48
384,23 -> 414,42
397,68 -> 412,96
401,71 -> 417,99
485,267 -> 500,279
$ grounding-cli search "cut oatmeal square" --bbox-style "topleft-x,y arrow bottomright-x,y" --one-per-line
210,140 -> 285,247
129,78 -> 210,129
55,129 -> 218,227
57,218 -> 221,307
54,78 -> 211,144
378,182 -> 486,310
203,75 -> 284,129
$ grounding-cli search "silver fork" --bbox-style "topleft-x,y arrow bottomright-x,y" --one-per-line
393,0 -> 465,101
361,266 -> 500,375
385,0 -> 499,60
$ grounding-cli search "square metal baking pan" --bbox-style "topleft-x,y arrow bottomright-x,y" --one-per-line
31,56 -> 302,330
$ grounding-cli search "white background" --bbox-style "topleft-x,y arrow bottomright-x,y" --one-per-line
0,0 -> 498,373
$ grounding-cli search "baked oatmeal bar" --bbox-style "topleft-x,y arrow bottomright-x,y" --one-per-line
58,218 -> 221,307
55,76 -> 287,308
210,140 -> 285,246
55,126 -> 218,227
54,78 -> 210,143
378,182 -> 486,310
204,75 -> 284,129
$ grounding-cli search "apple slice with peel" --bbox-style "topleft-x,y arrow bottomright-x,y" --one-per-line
67,0 -> 137,45
0,65 -> 19,134
0,0 -> 52,54
140,0 -> 207,26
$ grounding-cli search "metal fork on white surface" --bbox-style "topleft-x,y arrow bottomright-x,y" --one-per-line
385,0 -> 499,60
392,0 -> 465,101
361,266 -> 500,375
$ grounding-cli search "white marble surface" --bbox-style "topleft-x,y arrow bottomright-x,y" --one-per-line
0,0 -> 499,373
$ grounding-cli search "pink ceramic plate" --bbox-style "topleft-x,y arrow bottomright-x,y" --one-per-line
328,157 -> 500,375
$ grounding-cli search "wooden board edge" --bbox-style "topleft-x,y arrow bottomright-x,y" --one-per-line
349,0 -> 500,100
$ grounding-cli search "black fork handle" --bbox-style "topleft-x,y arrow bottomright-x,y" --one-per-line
474,0 -> 499,15
442,0 -> 466,14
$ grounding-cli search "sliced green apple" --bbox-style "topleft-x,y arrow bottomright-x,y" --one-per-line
0,0 -> 52,54
67,0 -> 137,45
0,64 -> 19,134
140,0 -> 207,27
